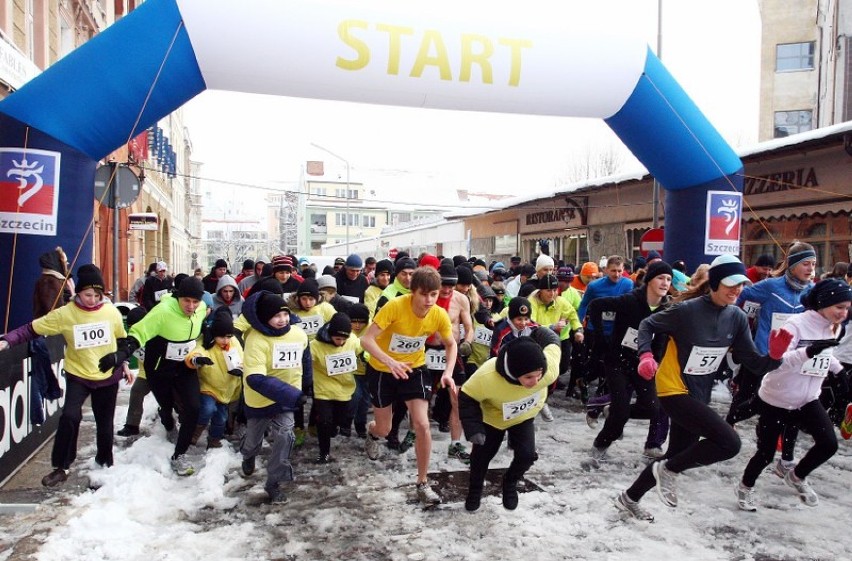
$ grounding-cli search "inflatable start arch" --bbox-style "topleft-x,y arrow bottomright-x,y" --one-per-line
0,0 -> 742,327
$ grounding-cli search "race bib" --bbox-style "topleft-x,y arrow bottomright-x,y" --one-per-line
474,326 -> 493,346
73,321 -> 111,350
225,348 -> 242,371
801,348 -> 832,377
165,340 -> 196,361
326,350 -> 357,375
502,392 -> 542,421
425,348 -> 447,370
272,343 -> 302,369
300,314 -> 323,335
683,346 -> 727,375
601,311 -> 616,322
340,294 -> 359,304
771,312 -> 795,331
621,327 -> 639,351
742,300 -> 761,319
389,333 -> 426,354
154,289 -> 168,302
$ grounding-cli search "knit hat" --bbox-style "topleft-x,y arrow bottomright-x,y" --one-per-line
754,254 -> 775,268
802,278 -> 852,310
257,292 -> 289,325
438,263 -> 458,285
76,264 -> 105,293
249,276 -> 285,296
644,260 -> 674,284
327,312 -> 352,338
418,254 -> 441,270
375,259 -> 394,275
345,254 -> 363,269
510,256 -> 522,264
394,257 -> 417,275
633,256 -> 647,270
520,264 -> 537,278
535,254 -> 555,271
646,250 -> 662,262
497,336 -> 547,381
347,303 -> 370,322
126,306 -> 147,327
334,257 -> 346,266
473,270 -> 489,283
538,274 -> 558,290
272,255 -> 293,272
173,273 -> 188,291
214,259 -> 228,270
508,297 -> 532,320
317,275 -> 337,292
242,259 -> 255,271
176,277 -> 205,300
478,284 -> 497,301
579,262 -> 599,277
156,261 -> 168,272
210,307 -> 235,337
708,254 -> 750,290
556,266 -> 575,282
297,278 -> 320,299
456,265 -> 474,286
452,255 -> 467,267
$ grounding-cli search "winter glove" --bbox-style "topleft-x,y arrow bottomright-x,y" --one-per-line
458,341 -> 473,358
192,356 -> 214,367
768,328 -> 795,360
468,433 -> 486,446
99,349 -> 130,373
637,352 -> 658,381
530,325 -> 560,349
228,368 -> 244,377
806,338 -> 839,358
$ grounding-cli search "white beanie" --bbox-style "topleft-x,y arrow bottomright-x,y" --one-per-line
535,254 -> 555,271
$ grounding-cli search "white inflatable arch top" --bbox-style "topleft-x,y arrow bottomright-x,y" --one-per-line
0,0 -> 740,190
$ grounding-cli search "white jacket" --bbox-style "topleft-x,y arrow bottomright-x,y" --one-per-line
759,309 -> 843,410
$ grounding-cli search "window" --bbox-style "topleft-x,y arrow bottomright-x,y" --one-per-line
363,215 -> 375,228
774,110 -> 812,138
313,186 -> 326,197
776,42 -> 815,72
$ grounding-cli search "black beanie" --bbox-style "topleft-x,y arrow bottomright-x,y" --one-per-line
538,274 -> 558,290
211,307 -> 235,337
76,264 -> 105,293
242,259 -> 255,270
215,259 -> 228,269
173,273 -> 188,291
375,259 -> 394,275
801,278 -> 852,310
497,336 -> 547,381
644,261 -> 674,284
297,278 -> 320,299
508,297 -> 532,320
176,277 -> 205,300
257,292 -> 289,325
755,254 -> 776,268
327,313 -> 352,338
126,306 -> 147,327
452,255 -> 467,267
456,265 -> 474,286
394,257 -> 417,275
438,263 -> 458,285
249,276 -> 284,296
348,303 -> 370,322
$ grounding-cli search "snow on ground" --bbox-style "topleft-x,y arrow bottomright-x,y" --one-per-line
3,381 -> 851,561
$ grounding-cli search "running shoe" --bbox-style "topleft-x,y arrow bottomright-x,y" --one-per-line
365,432 -> 381,460
642,447 -> 665,460
540,403 -> 554,422
784,469 -> 819,507
170,454 -> 195,476
398,430 -> 416,453
840,403 -> 852,440
448,442 -> 471,464
586,446 -> 608,469
41,468 -> 69,487
736,483 -> 757,511
651,460 -> 678,507
615,491 -> 654,522
416,481 -> 441,506
772,458 -> 796,479
266,486 -> 288,505
241,456 -> 256,477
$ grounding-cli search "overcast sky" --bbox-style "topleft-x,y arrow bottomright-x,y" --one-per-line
183,0 -> 761,207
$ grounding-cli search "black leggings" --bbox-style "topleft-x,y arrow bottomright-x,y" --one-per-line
147,367 -> 200,457
626,393 -> 740,502
593,361 -> 659,449
741,397 -> 838,487
52,375 -> 118,470
468,418 -> 537,496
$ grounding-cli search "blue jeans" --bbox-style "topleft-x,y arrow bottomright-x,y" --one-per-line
352,374 -> 370,430
198,394 -> 228,439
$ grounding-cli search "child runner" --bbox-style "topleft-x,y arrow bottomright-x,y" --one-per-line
736,278 -> 848,510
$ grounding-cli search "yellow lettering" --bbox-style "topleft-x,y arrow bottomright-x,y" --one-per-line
336,20 -> 370,71
460,34 -> 494,84
410,30 -> 452,80
376,23 -> 414,75
499,37 -> 533,86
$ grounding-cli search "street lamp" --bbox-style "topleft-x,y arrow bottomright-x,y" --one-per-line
310,142 -> 350,254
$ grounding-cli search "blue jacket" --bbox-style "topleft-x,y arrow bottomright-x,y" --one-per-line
578,275 -> 634,334
737,276 -> 812,353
